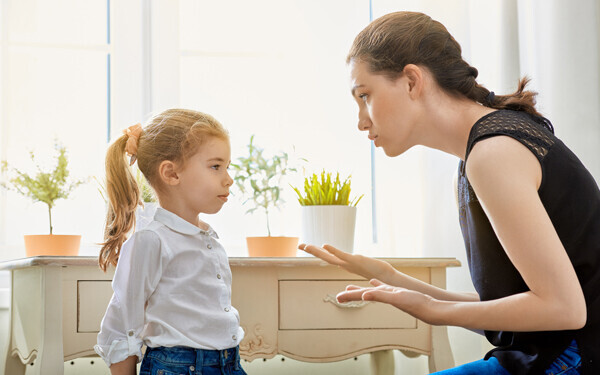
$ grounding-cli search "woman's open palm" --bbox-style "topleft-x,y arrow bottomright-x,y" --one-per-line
338,279 -> 437,325
298,243 -> 395,281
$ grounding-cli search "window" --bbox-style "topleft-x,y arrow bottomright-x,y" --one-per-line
160,0 -> 373,254
0,0 -> 465,260
1,0 -> 110,260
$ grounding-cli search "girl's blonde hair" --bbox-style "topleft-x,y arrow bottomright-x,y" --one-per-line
99,108 -> 229,271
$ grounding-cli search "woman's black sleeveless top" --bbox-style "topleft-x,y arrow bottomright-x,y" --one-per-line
458,110 -> 600,375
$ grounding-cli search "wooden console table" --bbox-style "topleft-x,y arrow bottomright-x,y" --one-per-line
0,256 -> 460,374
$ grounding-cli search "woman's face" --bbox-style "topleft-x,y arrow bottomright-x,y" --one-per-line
349,60 -> 419,157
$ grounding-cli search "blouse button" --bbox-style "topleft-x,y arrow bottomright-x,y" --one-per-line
127,330 -> 134,337
217,274 -> 222,279
225,307 -> 230,312
232,335 -> 237,341
207,244 -> 212,249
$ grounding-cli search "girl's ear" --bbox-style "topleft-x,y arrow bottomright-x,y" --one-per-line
402,64 -> 424,98
158,160 -> 180,186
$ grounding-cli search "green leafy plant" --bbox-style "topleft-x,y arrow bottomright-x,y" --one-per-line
1,143 -> 87,234
231,135 -> 297,236
292,171 -> 364,206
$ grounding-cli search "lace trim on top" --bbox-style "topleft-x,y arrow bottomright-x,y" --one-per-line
465,110 -> 555,162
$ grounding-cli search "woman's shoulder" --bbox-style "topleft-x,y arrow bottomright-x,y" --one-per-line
466,110 -> 556,164
466,134 -> 543,193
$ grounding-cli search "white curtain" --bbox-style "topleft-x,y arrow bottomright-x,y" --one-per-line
517,0 -> 600,177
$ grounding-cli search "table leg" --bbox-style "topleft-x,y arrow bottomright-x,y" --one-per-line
428,325 -> 455,372
31,267 -> 65,374
369,350 -> 395,375
3,351 -> 26,375
7,267 -> 65,375
428,268 -> 455,372
3,269 -> 26,375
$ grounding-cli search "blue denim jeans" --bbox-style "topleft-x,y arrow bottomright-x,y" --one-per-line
139,346 -> 247,375
431,340 -> 581,375
544,340 -> 581,375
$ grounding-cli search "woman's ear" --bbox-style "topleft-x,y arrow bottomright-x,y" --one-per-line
402,64 -> 424,98
158,160 -> 180,186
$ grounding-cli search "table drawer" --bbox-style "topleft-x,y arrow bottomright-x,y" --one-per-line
78,280 -> 113,332
279,280 -> 417,330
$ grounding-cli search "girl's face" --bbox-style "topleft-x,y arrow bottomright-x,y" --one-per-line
176,137 -> 233,215
349,60 -> 420,157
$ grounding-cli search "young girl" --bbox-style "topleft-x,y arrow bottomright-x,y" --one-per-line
301,11 -> 599,375
94,109 -> 246,375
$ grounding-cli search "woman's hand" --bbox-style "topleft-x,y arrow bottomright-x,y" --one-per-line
298,243 -> 395,281
338,279 -> 438,325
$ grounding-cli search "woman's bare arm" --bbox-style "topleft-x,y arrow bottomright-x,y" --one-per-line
299,244 -> 479,302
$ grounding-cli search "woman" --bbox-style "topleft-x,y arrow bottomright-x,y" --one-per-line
300,11 -> 600,375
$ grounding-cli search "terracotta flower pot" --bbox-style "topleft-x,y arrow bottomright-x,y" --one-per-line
246,236 -> 299,257
23,234 -> 81,257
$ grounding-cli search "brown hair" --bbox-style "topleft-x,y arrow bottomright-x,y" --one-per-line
347,11 -> 542,117
99,108 -> 229,271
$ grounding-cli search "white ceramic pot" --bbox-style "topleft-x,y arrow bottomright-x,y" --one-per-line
301,205 -> 357,253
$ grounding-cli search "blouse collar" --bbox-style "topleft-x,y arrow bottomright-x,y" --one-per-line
154,207 -> 219,238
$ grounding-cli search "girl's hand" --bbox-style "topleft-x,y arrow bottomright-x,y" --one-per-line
298,243 -> 395,281
338,279 -> 438,325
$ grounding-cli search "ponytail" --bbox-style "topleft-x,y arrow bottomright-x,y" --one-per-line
472,77 -> 542,117
99,135 -> 141,272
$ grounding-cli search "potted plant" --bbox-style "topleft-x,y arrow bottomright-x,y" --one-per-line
231,135 -> 299,257
292,171 -> 363,253
0,142 -> 86,257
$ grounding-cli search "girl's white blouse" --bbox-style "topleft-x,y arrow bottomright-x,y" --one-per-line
94,207 -> 244,367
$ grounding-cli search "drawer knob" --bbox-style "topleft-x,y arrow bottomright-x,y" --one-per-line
323,294 -> 370,309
